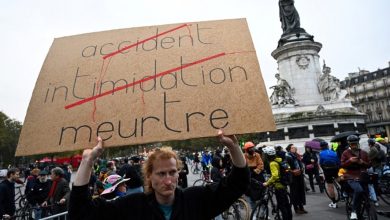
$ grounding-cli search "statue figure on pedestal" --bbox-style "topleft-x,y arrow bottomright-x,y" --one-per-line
279,0 -> 305,35
270,73 -> 295,105
318,61 -> 341,101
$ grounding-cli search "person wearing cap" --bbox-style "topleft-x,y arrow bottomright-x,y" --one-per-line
100,174 -> 130,201
319,141 -> 340,208
243,141 -> 264,181
367,138 -> 384,207
341,135 -> 370,220
243,141 -> 264,209
27,170 -> 52,219
69,130 -> 249,220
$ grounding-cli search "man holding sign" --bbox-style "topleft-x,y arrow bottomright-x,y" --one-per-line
69,130 -> 249,220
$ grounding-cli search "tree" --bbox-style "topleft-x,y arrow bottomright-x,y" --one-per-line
0,111 -> 22,168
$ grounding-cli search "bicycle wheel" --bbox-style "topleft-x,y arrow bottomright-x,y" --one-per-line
235,198 -> 250,220
19,195 -> 28,209
366,203 -> 378,220
324,180 -> 340,202
193,179 -> 206,186
250,200 -> 268,220
378,179 -> 390,205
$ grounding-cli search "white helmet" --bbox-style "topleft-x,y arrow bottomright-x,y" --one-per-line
263,146 -> 276,156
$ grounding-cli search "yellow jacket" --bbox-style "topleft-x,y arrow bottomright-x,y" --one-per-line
265,157 -> 285,189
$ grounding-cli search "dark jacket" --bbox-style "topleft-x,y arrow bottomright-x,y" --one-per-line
210,157 -> 223,183
69,166 -> 249,220
46,177 -> 70,214
119,164 -> 143,189
46,177 -> 70,204
302,151 -> 319,174
27,179 -> 52,205
0,179 -> 16,217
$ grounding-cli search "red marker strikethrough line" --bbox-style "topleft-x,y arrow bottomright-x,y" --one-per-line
65,52 -> 226,110
102,24 -> 189,60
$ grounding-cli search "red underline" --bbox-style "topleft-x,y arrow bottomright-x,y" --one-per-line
65,52 -> 226,110
102,24 -> 189,60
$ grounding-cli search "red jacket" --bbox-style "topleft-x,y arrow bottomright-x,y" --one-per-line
341,148 -> 369,180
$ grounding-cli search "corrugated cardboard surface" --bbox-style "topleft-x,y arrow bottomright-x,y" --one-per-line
16,18 -> 275,156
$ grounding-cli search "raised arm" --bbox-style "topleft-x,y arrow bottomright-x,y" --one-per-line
217,130 -> 246,168
74,137 -> 104,186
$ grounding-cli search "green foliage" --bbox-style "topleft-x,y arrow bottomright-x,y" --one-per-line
0,111 -> 22,168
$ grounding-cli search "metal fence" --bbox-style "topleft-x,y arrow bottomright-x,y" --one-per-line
40,212 -> 68,220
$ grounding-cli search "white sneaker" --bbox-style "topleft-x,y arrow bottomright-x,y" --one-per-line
350,212 -> 357,220
374,202 -> 379,207
328,202 -> 338,208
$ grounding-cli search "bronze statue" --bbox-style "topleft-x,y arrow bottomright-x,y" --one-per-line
279,0 -> 303,35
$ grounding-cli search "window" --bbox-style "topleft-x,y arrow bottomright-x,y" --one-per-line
372,81 -> 376,89
364,76 -> 368,81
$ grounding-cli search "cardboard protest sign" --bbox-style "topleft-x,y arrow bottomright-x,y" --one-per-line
16,18 -> 275,156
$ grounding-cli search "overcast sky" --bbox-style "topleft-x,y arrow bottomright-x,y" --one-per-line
1,0 -> 389,122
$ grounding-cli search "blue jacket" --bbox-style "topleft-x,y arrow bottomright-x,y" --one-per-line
319,149 -> 340,167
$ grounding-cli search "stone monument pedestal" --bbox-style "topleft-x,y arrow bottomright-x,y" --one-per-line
261,33 -> 366,152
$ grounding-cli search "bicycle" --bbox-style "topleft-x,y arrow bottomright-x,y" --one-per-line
200,168 -> 211,181
376,173 -> 390,205
14,185 -> 28,209
221,197 -> 250,220
251,186 -> 288,220
324,176 -> 343,203
344,175 -> 378,220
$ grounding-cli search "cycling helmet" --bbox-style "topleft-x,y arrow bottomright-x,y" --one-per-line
243,141 -> 255,150
347,135 -> 359,144
367,138 -> 376,145
263,146 -> 276,156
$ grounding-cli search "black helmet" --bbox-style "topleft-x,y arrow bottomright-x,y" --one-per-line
347,135 -> 359,144
367,138 -> 376,145
320,141 -> 328,149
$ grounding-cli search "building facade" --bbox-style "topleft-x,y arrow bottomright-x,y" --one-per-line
341,63 -> 390,137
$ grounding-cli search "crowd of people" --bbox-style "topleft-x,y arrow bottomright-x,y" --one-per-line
1,132 -> 390,220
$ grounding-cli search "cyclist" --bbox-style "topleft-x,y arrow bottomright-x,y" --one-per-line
367,138 -> 385,207
319,141 -> 340,208
244,141 -> 264,182
262,146 -> 292,220
341,135 -> 370,220
243,141 -> 264,209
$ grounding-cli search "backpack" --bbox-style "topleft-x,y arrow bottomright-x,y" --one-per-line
277,160 -> 293,186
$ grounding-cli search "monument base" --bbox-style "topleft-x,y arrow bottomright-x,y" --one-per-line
257,101 -> 366,153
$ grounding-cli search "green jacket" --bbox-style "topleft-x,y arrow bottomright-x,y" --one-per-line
265,157 -> 285,190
